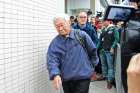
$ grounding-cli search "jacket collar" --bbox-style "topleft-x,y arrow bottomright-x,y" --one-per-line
58,29 -> 75,40
69,29 -> 76,39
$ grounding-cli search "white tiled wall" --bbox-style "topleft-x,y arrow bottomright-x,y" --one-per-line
0,0 -> 62,93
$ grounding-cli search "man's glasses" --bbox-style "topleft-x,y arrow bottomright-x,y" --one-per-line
79,16 -> 87,19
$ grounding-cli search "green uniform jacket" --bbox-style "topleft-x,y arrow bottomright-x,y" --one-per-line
97,25 -> 119,51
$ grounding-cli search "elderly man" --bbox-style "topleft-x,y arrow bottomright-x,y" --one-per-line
46,14 -> 98,93
72,12 -> 98,46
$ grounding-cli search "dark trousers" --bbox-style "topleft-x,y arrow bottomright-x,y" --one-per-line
95,50 -> 102,74
121,48 -> 136,93
62,79 -> 90,93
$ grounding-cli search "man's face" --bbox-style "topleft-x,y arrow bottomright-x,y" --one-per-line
54,18 -> 70,36
77,12 -> 87,25
98,22 -> 103,29
91,18 -> 96,25
103,20 -> 110,27
70,18 -> 74,22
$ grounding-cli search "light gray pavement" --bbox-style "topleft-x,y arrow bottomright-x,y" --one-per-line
89,81 -> 116,93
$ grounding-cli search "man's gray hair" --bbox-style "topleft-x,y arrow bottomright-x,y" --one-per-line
53,14 -> 70,24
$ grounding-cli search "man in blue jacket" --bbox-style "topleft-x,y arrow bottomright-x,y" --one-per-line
46,14 -> 98,93
72,12 -> 98,46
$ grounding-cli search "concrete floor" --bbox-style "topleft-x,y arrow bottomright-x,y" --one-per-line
59,80 -> 116,93
89,81 -> 116,93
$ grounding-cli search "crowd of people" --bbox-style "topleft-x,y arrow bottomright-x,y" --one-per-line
46,0 -> 140,93
70,12 -> 122,89
47,11 -> 123,93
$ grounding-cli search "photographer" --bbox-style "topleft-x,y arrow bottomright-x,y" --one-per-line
121,0 -> 140,93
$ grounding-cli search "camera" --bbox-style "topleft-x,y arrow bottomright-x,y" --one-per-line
103,4 -> 140,93
104,4 -> 135,22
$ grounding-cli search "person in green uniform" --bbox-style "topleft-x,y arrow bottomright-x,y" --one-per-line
97,20 -> 119,89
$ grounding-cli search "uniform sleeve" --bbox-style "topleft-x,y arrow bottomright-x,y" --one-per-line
46,41 -> 61,80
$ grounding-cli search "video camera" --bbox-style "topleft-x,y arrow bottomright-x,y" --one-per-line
103,4 -> 140,93
104,4 -> 135,22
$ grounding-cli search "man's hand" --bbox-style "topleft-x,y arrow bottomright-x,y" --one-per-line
110,48 -> 114,55
52,75 -> 62,90
90,72 -> 97,81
